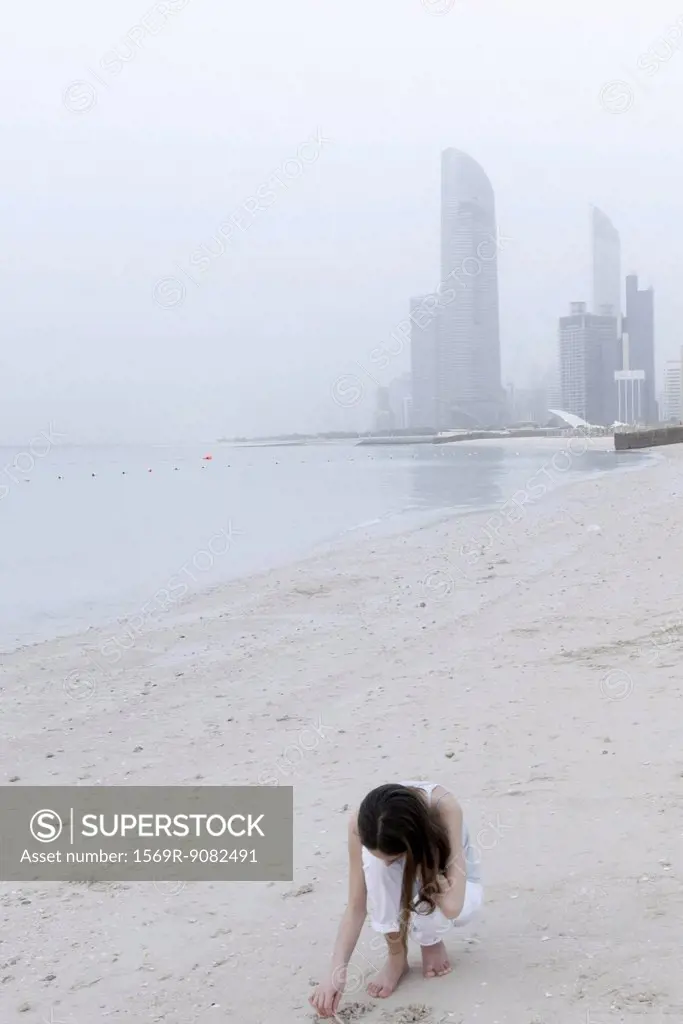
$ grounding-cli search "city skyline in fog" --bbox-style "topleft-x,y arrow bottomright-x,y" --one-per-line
3,0 -> 683,442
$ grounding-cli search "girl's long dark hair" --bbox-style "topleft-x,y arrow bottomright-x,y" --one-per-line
357,784 -> 451,943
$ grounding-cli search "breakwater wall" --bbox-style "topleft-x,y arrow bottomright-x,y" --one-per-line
614,425 -> 683,450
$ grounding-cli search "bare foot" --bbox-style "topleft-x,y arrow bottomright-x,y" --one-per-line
421,941 -> 452,979
367,952 -> 409,998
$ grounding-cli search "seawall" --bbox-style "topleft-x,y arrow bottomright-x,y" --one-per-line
615,425 -> 683,450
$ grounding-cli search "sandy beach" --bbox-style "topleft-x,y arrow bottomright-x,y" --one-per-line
2,436 -> 682,1024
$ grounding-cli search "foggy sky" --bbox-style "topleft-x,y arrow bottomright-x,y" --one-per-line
3,0 -> 683,442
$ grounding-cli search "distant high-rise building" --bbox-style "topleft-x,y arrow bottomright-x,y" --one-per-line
409,294 -> 439,428
591,206 -> 622,333
624,274 -> 655,423
614,369 -> 645,424
374,387 -> 394,432
661,357 -> 682,422
388,373 -> 412,429
437,149 -> 503,428
614,331 -> 645,423
559,301 -> 619,425
410,151 -> 504,431
545,366 -> 563,411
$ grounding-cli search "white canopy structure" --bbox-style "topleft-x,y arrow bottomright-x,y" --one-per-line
547,409 -> 595,429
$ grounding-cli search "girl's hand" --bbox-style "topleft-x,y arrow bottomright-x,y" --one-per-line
309,969 -> 345,1018
422,873 -> 450,901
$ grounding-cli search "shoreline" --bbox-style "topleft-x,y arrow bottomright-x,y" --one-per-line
1,436 -> 650,660
2,438 -> 681,1023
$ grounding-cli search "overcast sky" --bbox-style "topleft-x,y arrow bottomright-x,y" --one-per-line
2,0 -> 683,441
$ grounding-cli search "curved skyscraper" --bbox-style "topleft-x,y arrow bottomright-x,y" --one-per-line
438,149 -> 503,427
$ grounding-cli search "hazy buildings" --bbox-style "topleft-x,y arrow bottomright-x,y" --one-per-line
373,386 -> 394,432
410,294 -> 439,428
661,357 -> 682,422
558,212 -> 656,428
545,367 -> 563,412
624,274 -> 655,423
559,277 -> 656,427
410,150 -> 503,430
388,373 -> 412,429
559,302 -> 619,425
591,206 -> 622,329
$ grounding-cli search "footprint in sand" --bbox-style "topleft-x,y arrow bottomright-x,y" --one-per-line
282,883 -> 314,899
381,1006 -> 440,1024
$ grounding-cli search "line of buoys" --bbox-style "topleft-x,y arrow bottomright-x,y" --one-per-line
50,460 -> 225,480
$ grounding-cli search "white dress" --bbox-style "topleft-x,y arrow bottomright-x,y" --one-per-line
361,781 -> 483,946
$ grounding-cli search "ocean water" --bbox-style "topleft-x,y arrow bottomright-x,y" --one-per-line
0,440 -> 643,651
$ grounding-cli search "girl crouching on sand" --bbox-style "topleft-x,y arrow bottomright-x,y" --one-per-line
309,782 -> 483,1018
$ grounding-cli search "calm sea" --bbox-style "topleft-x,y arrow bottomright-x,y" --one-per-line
0,441 -> 642,651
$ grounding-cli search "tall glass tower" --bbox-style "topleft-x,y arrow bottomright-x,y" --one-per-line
437,149 -> 503,428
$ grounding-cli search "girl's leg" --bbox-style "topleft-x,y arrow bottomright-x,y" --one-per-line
411,905 -> 454,978
411,882 -> 484,979
361,850 -> 410,999
410,906 -> 453,947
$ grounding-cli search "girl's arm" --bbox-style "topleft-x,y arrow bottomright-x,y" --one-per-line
432,791 -> 467,920
328,813 -> 368,973
310,814 -> 367,1017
